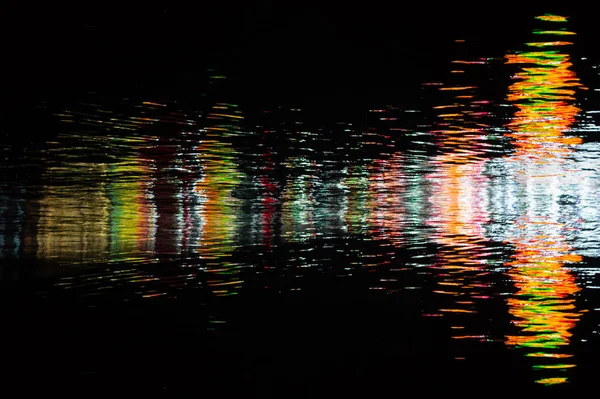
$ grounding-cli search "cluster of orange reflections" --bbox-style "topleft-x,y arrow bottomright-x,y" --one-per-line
505,23 -> 584,159
195,103 -> 246,296
424,40 -> 494,343
504,217 -> 582,385
502,14 -> 585,385
424,15 -> 587,383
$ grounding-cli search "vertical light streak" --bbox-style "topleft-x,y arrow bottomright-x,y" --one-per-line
195,103 -> 245,296
424,41 -> 494,346
108,160 -> 156,261
281,157 -> 318,243
502,14 -> 585,385
367,153 -> 407,246
34,164 -> 111,263
342,164 -> 372,236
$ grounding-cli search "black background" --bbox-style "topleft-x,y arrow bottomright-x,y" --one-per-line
4,2 -> 599,120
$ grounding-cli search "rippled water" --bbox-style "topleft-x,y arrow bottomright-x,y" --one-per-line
4,13 -> 600,395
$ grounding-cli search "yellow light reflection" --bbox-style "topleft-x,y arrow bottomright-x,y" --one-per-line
536,15 -> 568,22
109,161 -> 156,260
342,164 -> 372,235
33,164 -> 110,263
195,103 -> 245,296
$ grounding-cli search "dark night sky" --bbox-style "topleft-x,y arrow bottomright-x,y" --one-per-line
4,2 -> 599,120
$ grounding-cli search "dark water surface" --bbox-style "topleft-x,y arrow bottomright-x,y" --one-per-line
4,13 -> 600,396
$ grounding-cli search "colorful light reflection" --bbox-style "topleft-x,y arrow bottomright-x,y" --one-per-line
195,103 -> 245,296
503,14 -> 585,385
424,41 -> 494,346
108,160 -> 156,261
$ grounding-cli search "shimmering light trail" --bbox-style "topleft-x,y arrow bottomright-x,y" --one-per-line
195,103 -> 245,296
422,40 -> 497,349
108,153 -> 156,261
502,14 -> 585,385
